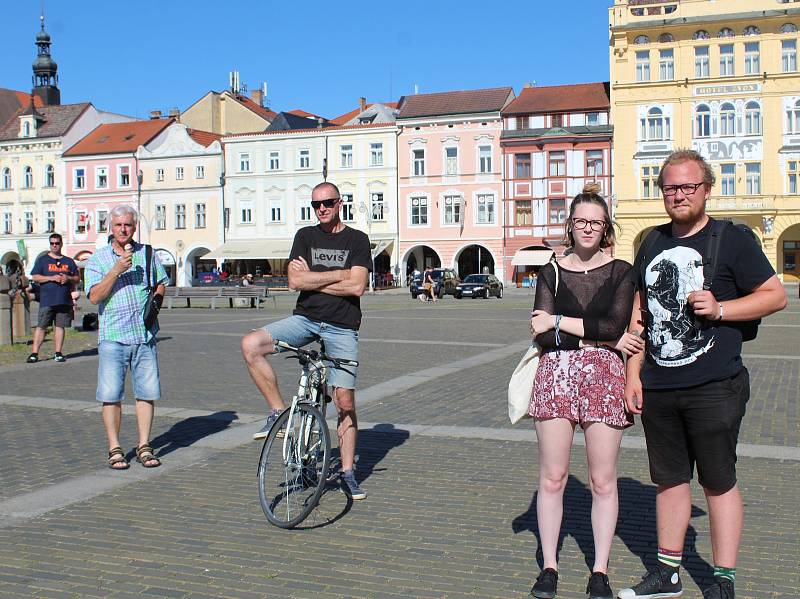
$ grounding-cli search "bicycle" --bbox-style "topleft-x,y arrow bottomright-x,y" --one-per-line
257,339 -> 359,528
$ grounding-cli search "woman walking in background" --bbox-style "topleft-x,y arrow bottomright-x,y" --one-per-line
528,183 -> 643,599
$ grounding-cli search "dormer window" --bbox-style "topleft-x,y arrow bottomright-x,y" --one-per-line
23,122 -> 31,137
19,116 -> 37,138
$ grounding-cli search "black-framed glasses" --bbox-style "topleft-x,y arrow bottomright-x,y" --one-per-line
662,182 -> 705,197
311,197 -> 340,210
571,218 -> 606,232
49,241 -> 62,246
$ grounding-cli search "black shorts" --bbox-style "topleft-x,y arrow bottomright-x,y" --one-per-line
37,305 -> 74,329
641,368 -> 750,493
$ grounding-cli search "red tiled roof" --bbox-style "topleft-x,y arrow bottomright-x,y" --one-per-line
287,109 -> 324,119
187,128 -> 222,147
502,82 -> 610,116
0,89 -> 45,130
63,119 -> 174,156
397,87 -> 513,119
0,102 -> 92,142
330,102 -> 399,125
235,95 -> 278,121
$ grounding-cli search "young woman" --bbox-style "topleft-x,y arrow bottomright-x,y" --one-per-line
528,183 -> 644,599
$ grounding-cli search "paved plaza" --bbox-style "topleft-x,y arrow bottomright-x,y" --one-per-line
0,287 -> 798,599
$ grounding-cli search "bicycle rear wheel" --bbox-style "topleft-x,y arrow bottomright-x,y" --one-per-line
257,403 -> 331,528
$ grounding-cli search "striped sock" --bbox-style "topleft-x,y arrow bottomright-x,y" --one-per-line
713,566 -> 736,582
657,548 -> 682,570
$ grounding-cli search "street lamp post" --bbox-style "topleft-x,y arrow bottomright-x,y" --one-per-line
359,194 -> 389,294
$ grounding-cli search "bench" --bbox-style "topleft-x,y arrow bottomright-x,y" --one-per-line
163,286 -> 274,309
216,286 -> 275,309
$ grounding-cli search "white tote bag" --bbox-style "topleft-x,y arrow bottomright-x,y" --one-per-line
507,258 -> 558,425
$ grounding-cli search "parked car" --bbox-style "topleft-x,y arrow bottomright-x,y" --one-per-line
455,274 -> 503,299
410,268 -> 461,299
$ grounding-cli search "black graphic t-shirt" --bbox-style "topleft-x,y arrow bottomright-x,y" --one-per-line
632,218 -> 774,389
31,254 -> 78,307
290,225 -> 372,330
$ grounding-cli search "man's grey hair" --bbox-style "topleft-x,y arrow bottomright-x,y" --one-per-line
109,204 -> 138,225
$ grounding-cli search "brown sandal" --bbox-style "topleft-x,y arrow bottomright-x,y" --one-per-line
135,444 -> 161,468
107,446 -> 130,470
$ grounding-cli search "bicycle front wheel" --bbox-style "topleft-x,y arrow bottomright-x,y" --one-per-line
257,403 -> 331,528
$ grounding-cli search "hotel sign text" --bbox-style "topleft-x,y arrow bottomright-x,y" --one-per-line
694,83 -> 761,96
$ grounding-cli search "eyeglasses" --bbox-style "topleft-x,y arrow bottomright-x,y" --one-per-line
571,218 -> 606,232
49,241 -> 62,246
311,197 -> 340,210
662,182 -> 705,197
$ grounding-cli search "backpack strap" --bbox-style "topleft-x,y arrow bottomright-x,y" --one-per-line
637,224 -> 669,289
702,219 -> 728,291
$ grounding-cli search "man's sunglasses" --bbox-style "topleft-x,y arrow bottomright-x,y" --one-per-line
49,241 -> 62,246
311,197 -> 340,210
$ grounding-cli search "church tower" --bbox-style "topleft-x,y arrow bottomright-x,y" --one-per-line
32,12 -> 60,106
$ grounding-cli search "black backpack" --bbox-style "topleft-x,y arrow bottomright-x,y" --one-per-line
638,219 -> 760,342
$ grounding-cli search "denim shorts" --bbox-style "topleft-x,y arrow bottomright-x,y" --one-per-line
96,340 -> 161,402
263,315 -> 359,389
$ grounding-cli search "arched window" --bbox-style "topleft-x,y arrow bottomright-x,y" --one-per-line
718,27 -> 735,38
693,30 -> 710,40
634,35 -> 650,44
720,103 -> 736,136
641,107 -> 669,141
44,164 -> 54,187
780,23 -> 798,34
22,122 -> 30,137
743,25 -> 760,36
1,168 -> 10,189
658,33 -> 674,43
745,101 -> 761,135
695,104 -> 712,138
23,166 -> 33,189
789,99 -> 800,133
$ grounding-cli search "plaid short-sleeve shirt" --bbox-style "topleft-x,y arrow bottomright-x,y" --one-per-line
85,242 -> 168,344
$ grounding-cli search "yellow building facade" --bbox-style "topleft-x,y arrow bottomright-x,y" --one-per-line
609,0 -> 800,280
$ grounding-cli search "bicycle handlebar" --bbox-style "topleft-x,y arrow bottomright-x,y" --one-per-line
275,340 -> 359,368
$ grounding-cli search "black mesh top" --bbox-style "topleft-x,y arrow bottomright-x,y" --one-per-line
533,259 -> 635,352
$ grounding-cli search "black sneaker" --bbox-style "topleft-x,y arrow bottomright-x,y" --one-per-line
617,565 -> 682,598
53,352 -> 66,363
702,577 -> 734,599
26,353 -> 39,363
587,572 -> 613,599
531,568 -> 558,599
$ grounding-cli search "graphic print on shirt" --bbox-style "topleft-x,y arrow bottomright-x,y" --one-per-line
311,247 -> 349,268
644,246 -> 715,367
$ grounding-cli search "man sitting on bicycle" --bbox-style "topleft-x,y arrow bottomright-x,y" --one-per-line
242,182 -> 372,500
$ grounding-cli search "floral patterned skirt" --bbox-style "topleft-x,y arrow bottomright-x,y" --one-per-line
529,347 -> 633,428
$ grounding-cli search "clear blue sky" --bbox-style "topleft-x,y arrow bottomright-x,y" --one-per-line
3,1 -> 611,121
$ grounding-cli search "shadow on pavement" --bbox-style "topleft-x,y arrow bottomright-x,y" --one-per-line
145,410 -> 238,459
352,423 -> 411,484
512,475 -> 712,587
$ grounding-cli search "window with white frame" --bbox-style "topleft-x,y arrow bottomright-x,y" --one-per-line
156,168 -> 164,182
745,163 -> 761,194
720,103 -> 736,136
444,147 -> 458,175
515,200 -> 532,226
2,168 -> 10,189
298,149 -> 310,169
44,164 -> 54,187
788,100 -> 800,133
788,160 -> 798,194
299,205 -> 312,222
96,166 -> 108,189
269,200 -> 282,223
660,49 -> 674,80
478,145 -> 492,173
745,101 -> 761,135
783,39 -> 798,72
413,149 -> 425,176
24,210 -> 33,234
341,194 -> 354,221
720,163 -> 735,196
695,104 -> 712,137
549,151 -> 566,176
116,164 -> 129,187
719,44 -> 735,76
195,165 -> 205,179
641,107 -> 670,141
240,200 -> 253,224
370,143 -> 383,166
23,166 -> 33,189
97,210 -> 108,233
175,204 -> 186,229
370,193 -> 385,221
3,211 -> 12,234
74,167 -> 85,189
268,151 -> 280,170
45,210 -> 55,233
641,165 -> 660,198
515,153 -> 531,178
239,153 -> 251,172
744,42 -> 760,74
549,199 -> 567,224
340,144 -> 353,168
410,196 -> 428,225
476,194 -> 495,224
195,203 -> 206,228
443,195 -> 462,225
695,46 -> 710,78
75,211 -> 88,234
586,150 -> 604,177
636,50 -> 650,81
175,166 -> 184,181
155,205 -> 166,230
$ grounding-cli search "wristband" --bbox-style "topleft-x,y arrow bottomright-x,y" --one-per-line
554,314 -> 562,347
718,302 -> 724,321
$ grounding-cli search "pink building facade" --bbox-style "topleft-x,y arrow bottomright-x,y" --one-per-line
396,88 -> 514,281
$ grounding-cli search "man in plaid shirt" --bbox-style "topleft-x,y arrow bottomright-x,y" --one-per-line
86,205 -> 167,470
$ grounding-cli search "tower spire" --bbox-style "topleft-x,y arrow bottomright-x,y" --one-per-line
32,6 -> 60,106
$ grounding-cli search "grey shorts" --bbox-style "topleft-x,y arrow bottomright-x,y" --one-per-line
37,305 -> 73,329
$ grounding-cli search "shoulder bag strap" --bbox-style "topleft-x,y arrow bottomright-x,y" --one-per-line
145,244 -> 153,291
703,219 -> 727,291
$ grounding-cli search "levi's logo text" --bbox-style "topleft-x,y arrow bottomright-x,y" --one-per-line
312,248 -> 349,268
47,262 -> 71,273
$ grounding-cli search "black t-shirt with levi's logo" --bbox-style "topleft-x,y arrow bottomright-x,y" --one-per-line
290,224 -> 372,330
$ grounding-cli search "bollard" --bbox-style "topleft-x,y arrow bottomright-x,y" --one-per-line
0,274 -> 11,345
11,290 -> 31,339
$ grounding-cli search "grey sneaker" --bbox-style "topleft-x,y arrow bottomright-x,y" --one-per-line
617,565 -> 682,598
702,578 -> 734,599
252,409 -> 283,440
340,469 -> 366,500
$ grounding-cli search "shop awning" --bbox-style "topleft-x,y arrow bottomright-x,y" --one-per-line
370,238 -> 394,259
205,239 -> 294,260
511,249 -> 554,266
